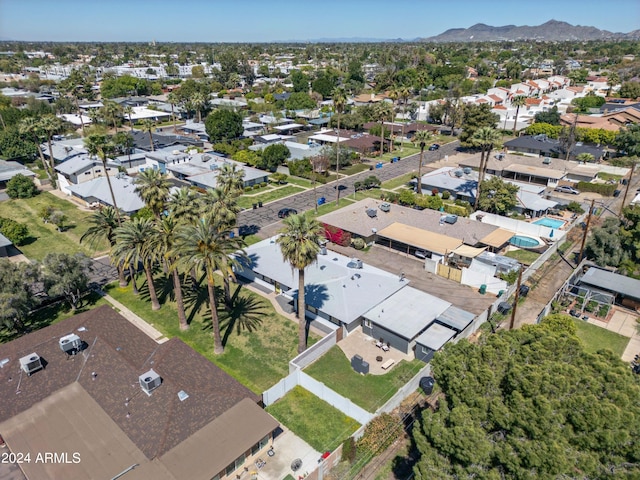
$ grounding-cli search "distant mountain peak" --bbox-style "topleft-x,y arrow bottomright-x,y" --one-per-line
422,20 -> 632,42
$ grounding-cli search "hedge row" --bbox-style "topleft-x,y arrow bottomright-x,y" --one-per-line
576,182 -> 616,196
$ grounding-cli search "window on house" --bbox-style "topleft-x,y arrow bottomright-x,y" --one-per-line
210,474 -> 220,480
95,169 -> 101,173
225,463 -> 235,476
363,319 -> 372,328
84,171 -> 91,175
421,346 -> 429,354
307,305 -> 318,314
259,435 -> 269,450
234,454 -> 245,470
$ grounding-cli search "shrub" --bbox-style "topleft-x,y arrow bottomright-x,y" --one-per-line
323,224 -> 351,247
444,204 -> 469,217
441,190 -> 451,200
355,413 -> 402,458
352,237 -> 366,250
341,437 -> 356,464
565,201 -> 584,213
398,189 -> 416,206
0,216 -> 29,245
576,182 -> 616,196
6,174 -> 38,199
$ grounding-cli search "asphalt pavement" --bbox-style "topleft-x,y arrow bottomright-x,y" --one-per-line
237,141 -> 460,233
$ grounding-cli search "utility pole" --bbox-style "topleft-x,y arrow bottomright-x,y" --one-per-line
509,265 -> 523,330
578,199 -> 596,264
619,161 -> 636,216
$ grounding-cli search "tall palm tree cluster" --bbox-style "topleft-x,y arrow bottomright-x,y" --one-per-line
81,163 -> 247,354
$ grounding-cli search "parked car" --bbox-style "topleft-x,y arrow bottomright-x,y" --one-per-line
278,208 -> 297,218
555,185 -> 580,195
428,144 -> 440,151
414,250 -> 428,259
613,189 -> 621,197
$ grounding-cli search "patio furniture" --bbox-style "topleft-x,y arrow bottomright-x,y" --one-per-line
381,344 -> 390,352
291,458 -> 303,472
375,341 -> 383,348
381,358 -> 395,370
376,356 -> 383,362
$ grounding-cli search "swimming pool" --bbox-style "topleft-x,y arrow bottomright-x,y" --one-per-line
533,217 -> 565,229
509,235 -> 541,248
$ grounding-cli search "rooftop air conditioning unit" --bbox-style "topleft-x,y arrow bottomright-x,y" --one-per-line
20,353 -> 43,376
366,208 -> 377,218
202,154 -> 211,162
139,369 -> 162,395
463,167 -> 472,174
59,333 -> 82,355
454,170 -> 464,177
444,214 -> 458,224
542,157 -> 551,164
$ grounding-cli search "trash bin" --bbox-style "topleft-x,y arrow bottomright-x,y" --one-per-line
479,284 -> 487,295
229,231 -> 234,238
252,203 -> 257,209
258,201 -> 263,207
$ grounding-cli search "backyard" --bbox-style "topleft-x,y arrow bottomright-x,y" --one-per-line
572,319 -> 629,357
266,386 -> 360,452
238,185 -> 305,210
0,192 -> 109,260
305,346 -> 424,412
504,248 -> 541,265
105,275 -> 317,393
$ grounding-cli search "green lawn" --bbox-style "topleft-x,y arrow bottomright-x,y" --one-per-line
285,176 -> 313,188
104,275 -> 316,393
0,192 -> 109,260
504,249 -> 541,265
266,386 -> 360,452
1,291 -> 108,343
381,173 -> 416,190
304,198 -> 356,219
238,185 -> 305,210
572,319 -> 629,357
340,163 -> 372,176
305,346 -> 424,412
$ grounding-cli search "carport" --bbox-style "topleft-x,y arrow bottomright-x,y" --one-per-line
376,222 -> 462,258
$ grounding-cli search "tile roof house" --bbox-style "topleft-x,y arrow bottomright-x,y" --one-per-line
0,306 -> 279,480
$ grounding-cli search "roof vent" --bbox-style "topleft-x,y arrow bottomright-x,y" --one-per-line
202,154 -> 211,162
19,353 -> 43,376
454,170 -> 464,177
542,157 -> 551,164
463,167 -> 472,174
177,390 -> 189,402
366,208 -> 377,218
59,333 -> 83,355
139,369 -> 162,395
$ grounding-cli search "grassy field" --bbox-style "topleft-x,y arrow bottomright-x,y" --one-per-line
305,346 -> 424,412
572,319 -> 629,357
286,176 -> 313,188
340,163 -> 372,176
238,185 -> 305,210
0,192 -> 109,260
304,197 -> 356,219
504,249 -> 541,265
105,275 -> 316,393
266,386 -> 360,452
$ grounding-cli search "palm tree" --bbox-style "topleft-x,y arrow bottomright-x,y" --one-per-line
113,131 -> 135,168
134,168 -> 171,219
113,218 -> 161,311
84,133 -> 121,225
511,95 -> 527,136
102,100 -> 123,132
19,117 -> 48,177
191,91 -> 207,124
167,187 -> 201,225
123,105 -> 134,131
606,71 -> 620,97
374,101 -> 394,157
173,216 -> 243,354
398,86 -> 410,152
388,89 -> 399,153
167,91 -> 178,132
139,119 -> 157,151
332,87 -> 347,205
276,214 -> 323,353
471,126 -> 502,210
154,216 -> 188,330
80,206 -> 128,287
216,162 -> 245,197
38,114 -> 62,185
412,129 -> 433,195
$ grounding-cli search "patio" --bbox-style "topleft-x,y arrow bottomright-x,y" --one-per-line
337,327 -> 414,374
253,426 -> 321,480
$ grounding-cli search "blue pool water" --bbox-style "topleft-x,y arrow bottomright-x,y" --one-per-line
509,235 -> 541,248
533,217 -> 565,229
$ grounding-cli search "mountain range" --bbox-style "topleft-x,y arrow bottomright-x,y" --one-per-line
421,20 -> 640,43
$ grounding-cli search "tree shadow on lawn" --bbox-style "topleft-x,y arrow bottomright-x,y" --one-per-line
220,284 -> 267,347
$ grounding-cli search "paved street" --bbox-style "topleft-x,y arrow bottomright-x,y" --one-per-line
237,142 -> 460,233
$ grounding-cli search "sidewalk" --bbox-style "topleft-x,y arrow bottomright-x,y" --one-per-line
97,290 -> 169,344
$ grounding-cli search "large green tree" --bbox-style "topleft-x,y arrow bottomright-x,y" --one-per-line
276,214 -> 323,353
84,133 -> 121,223
205,109 -> 243,143
0,259 -> 39,334
80,206 -> 127,286
616,124 -> 640,157
412,315 -> 640,479
413,130 -> 433,195
41,252 -> 91,310
173,216 -> 243,354
477,176 -> 518,214
459,103 -> 499,145
134,169 -> 171,219
260,143 -> 290,172
471,126 -> 502,210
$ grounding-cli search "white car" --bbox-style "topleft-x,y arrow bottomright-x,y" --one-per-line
555,185 -> 580,195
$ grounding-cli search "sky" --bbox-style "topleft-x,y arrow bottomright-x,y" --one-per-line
1,0 -> 638,42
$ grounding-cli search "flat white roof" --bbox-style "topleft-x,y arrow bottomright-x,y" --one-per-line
308,133 -> 349,143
